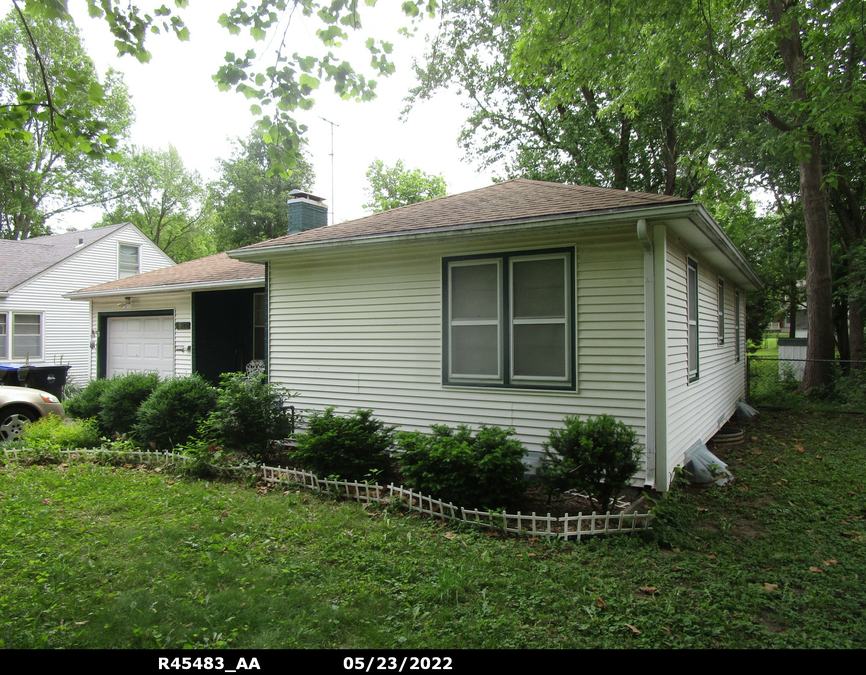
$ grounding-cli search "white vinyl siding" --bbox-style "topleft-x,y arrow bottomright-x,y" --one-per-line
266,226 -> 649,482
0,224 -> 173,384
665,238 -> 745,478
12,313 -> 42,359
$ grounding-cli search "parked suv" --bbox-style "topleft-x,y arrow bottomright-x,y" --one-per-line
0,387 -> 64,441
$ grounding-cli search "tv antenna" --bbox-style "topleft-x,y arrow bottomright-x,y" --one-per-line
319,116 -> 339,225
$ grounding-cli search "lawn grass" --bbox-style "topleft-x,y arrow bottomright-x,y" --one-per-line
1,408 -> 865,649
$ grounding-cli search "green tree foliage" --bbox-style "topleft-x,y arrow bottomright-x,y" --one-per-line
99,145 -> 215,262
4,0 -> 439,176
362,158 -> 447,212
409,0 -> 726,197
0,11 -> 131,239
424,0 -> 866,389
209,127 -> 315,250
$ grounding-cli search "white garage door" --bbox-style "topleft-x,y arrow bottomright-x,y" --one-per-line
107,315 -> 175,379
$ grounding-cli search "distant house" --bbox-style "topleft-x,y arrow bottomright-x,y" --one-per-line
229,179 -> 763,491
67,252 -> 266,383
66,192 -> 327,383
0,224 -> 174,385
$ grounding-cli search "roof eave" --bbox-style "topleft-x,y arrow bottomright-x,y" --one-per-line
65,276 -> 265,300
227,202 -> 692,261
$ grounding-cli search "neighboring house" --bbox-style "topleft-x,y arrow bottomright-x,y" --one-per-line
0,224 -> 174,386
65,191 -> 325,383
229,178 -> 762,491
66,252 -> 266,383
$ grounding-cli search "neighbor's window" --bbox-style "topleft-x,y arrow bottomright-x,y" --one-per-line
12,313 -> 42,360
0,313 -> 7,359
118,243 -> 140,278
444,249 -> 574,389
687,259 -> 699,382
735,289 -> 741,362
717,278 -> 725,346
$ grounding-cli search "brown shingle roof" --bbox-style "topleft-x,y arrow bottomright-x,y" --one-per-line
236,178 -> 689,252
70,252 -> 264,296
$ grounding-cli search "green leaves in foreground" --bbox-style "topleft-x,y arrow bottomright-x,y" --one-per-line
5,1 -> 439,175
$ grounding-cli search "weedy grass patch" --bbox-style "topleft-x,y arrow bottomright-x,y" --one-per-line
1,409 -> 864,649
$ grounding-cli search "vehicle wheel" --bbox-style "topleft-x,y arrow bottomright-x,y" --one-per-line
0,406 -> 38,441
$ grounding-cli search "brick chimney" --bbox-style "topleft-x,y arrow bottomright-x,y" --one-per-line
287,190 -> 328,235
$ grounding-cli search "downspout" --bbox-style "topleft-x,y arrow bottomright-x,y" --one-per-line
637,219 -> 656,487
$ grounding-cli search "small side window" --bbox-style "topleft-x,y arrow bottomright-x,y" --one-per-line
687,259 -> 699,382
717,278 -> 725,346
0,313 -> 7,359
118,244 -> 140,278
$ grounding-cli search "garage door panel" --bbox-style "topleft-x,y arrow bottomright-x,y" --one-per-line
107,315 -> 175,379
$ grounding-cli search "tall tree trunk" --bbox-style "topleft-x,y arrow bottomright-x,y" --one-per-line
799,131 -> 836,390
769,0 -> 835,391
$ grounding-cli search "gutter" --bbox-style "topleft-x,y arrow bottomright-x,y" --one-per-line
64,276 -> 265,300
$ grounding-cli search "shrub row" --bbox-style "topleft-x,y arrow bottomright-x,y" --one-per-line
292,408 -> 642,512
62,372 -> 294,457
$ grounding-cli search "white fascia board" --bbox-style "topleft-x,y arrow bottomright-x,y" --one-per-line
64,276 -> 265,300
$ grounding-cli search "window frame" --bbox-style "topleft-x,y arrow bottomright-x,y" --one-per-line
717,277 -> 725,346
11,312 -> 43,360
735,289 -> 741,362
253,292 -> 267,362
687,258 -> 699,382
118,243 -> 141,279
442,247 -> 575,390
0,313 -> 7,360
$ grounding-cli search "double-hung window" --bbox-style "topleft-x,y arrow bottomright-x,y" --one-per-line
12,313 -> 42,360
0,314 -> 7,359
687,258 -> 699,381
118,244 -> 140,278
444,249 -> 574,389
717,278 -> 725,346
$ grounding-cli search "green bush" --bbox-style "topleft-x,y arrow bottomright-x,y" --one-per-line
98,372 -> 160,437
208,372 -> 295,461
293,408 -> 395,481
21,415 -> 102,450
397,424 -> 527,509
63,378 -> 112,427
133,374 -> 218,449
538,414 -> 641,513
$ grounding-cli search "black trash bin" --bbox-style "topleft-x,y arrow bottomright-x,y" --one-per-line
0,363 -> 71,399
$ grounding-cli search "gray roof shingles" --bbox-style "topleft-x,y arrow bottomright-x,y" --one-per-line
236,178 -> 690,251
0,224 -> 126,292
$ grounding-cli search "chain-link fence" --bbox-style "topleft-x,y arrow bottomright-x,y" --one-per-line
747,356 -> 866,410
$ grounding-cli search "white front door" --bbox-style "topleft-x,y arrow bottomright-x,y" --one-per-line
107,315 -> 175,379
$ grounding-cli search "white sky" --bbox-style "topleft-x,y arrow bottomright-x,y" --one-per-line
6,1 -> 498,230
